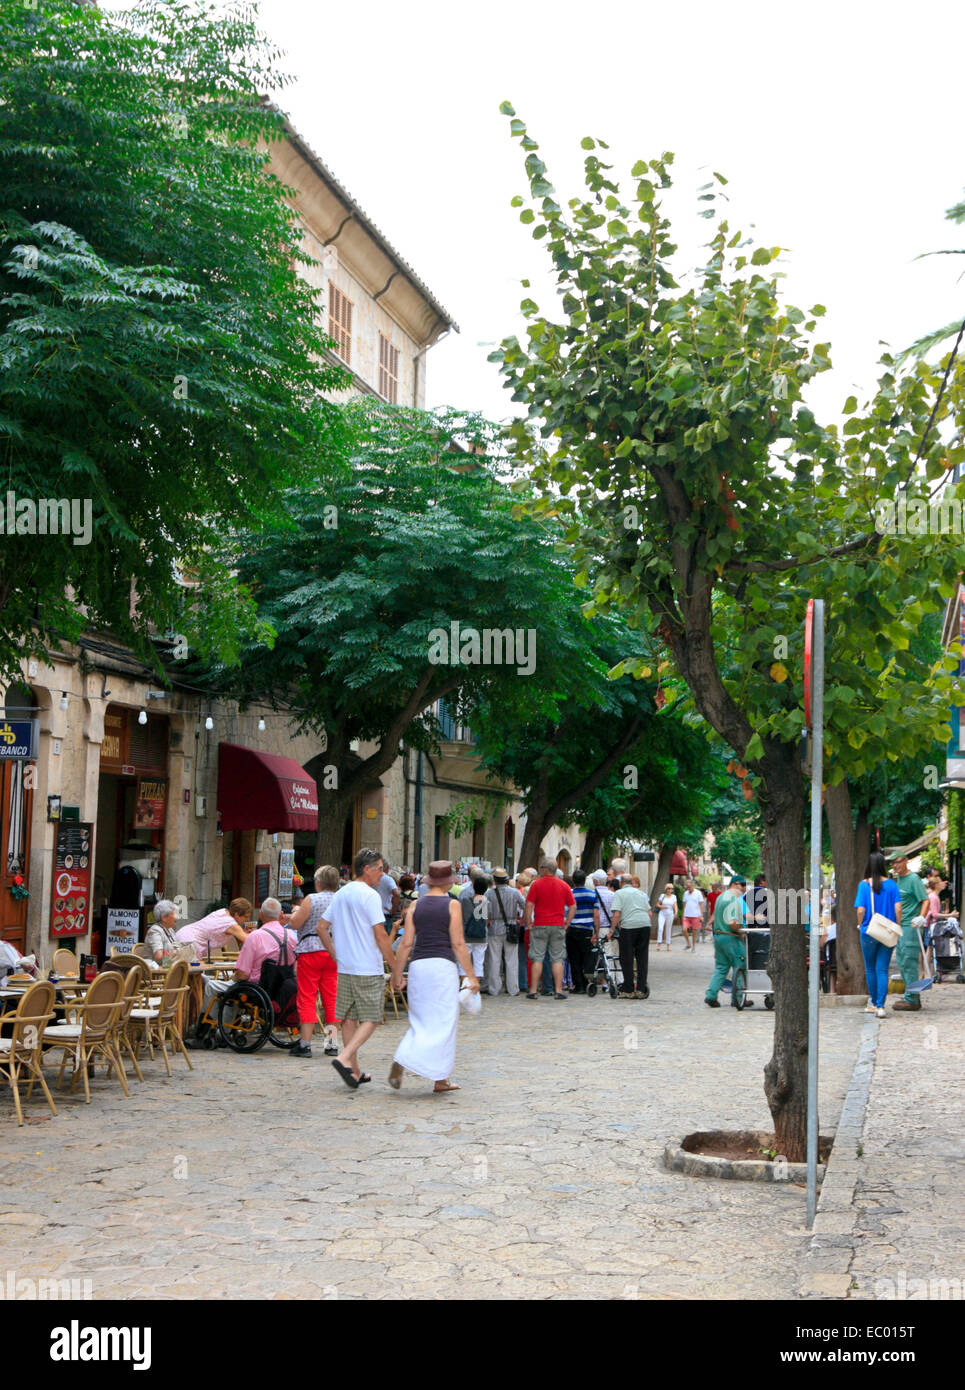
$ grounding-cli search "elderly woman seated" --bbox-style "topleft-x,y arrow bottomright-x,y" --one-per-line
143,900 -> 182,967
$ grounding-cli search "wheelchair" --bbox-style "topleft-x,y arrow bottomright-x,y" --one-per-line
195,979 -> 299,1053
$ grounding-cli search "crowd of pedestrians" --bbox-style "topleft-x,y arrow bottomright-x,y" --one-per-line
170,844 -> 946,1095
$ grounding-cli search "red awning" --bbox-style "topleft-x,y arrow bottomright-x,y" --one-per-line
669,849 -> 691,878
217,743 -> 319,833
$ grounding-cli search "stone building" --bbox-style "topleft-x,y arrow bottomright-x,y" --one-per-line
0,117 -> 590,965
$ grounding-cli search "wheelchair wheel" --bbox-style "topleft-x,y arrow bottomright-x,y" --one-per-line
609,983 -> 618,999
586,982 -> 597,998
764,993 -> 775,1010
268,1024 -> 299,1049
217,985 -> 272,1052
732,969 -> 747,1011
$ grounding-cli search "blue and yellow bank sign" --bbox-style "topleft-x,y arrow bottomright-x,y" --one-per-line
0,719 -> 38,760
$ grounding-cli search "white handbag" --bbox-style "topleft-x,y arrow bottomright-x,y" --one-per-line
866,880 -> 901,948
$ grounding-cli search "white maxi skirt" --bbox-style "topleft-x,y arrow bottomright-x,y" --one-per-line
394,957 -> 460,1082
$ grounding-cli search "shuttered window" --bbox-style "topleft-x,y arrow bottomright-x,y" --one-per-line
328,283 -> 353,363
378,333 -> 399,403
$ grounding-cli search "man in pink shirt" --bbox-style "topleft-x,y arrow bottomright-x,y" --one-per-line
233,899 -> 297,985
524,859 -> 576,1000
200,899 -> 295,1012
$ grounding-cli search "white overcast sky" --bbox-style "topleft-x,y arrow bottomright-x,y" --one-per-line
107,0 -> 964,426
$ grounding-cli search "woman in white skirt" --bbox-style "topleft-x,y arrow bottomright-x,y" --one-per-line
389,860 -> 479,1093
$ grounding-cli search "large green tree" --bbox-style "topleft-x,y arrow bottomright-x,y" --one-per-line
491,107 -> 965,1158
190,398 -> 584,866
0,0 -> 346,678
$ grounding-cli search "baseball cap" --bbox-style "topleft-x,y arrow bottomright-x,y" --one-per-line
730,874 -> 747,886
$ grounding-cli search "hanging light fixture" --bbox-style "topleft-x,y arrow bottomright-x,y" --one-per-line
59,692 -> 68,711
258,717 -> 266,731
138,709 -> 148,725
204,715 -> 214,731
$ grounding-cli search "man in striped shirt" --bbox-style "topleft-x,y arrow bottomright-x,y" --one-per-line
566,869 -> 598,994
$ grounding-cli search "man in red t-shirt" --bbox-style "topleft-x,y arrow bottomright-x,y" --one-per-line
703,882 -> 722,942
524,859 -> 576,1000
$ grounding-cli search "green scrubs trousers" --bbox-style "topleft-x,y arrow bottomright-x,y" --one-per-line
895,922 -> 922,1003
705,932 -> 746,1002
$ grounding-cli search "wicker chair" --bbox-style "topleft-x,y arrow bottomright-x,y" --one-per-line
130,959 -> 192,1076
108,968 -> 146,1085
0,981 -> 58,1124
52,948 -> 79,977
107,953 -> 153,981
41,971 -> 128,1103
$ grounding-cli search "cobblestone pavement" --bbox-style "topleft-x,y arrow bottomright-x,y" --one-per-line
0,946 -> 866,1300
808,977 -> 965,1302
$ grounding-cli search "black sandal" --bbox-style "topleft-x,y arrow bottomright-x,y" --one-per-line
331,1059 -> 359,1089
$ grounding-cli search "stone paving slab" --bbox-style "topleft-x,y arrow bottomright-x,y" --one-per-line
800,980 -> 965,1301
0,946 -> 865,1299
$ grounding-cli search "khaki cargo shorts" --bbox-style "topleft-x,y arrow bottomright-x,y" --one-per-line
529,923 -> 566,964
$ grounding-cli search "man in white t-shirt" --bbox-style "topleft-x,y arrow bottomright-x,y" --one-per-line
681,879 -> 704,953
320,848 -> 399,1089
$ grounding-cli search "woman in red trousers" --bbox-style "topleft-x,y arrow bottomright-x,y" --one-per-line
288,864 -> 341,1058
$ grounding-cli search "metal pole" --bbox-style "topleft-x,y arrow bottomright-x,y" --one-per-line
806,599 -> 825,1228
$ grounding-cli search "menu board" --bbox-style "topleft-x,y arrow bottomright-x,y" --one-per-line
278,849 -> 295,901
50,821 -> 93,938
254,864 -> 270,908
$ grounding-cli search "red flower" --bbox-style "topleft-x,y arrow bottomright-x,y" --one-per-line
12,875 -> 23,886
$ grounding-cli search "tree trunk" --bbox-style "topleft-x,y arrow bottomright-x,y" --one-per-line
760,742 -> 809,1163
517,802 -> 549,876
650,841 -> 676,902
825,778 -> 869,995
314,789 -> 354,870
580,827 -> 605,873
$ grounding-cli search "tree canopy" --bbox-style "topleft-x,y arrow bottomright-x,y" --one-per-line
0,0 -> 347,680
188,397 -> 586,862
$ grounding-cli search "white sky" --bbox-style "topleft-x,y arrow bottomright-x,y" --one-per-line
107,0 -> 964,426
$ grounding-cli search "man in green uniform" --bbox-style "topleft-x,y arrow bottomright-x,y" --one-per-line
890,852 -> 929,1012
705,875 -> 747,1007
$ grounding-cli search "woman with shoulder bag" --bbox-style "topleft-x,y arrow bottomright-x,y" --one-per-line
484,869 -> 524,997
462,875 -> 491,983
854,850 -> 902,1019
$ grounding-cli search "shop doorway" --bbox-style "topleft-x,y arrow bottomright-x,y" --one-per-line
1,683 -> 35,955
95,707 -> 168,933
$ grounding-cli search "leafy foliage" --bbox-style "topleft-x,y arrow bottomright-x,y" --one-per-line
490,106 -> 965,821
0,0 -> 347,678
712,823 -> 762,878
188,398 -> 585,798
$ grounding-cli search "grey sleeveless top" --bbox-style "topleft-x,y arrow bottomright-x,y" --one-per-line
296,891 -> 334,955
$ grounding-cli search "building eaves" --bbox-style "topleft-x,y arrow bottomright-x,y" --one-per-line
280,116 -> 460,336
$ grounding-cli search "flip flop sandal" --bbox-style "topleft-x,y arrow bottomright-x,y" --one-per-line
331,1059 -> 359,1089
388,1062 -> 404,1089
356,1073 -> 372,1084
433,1081 -> 461,1092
